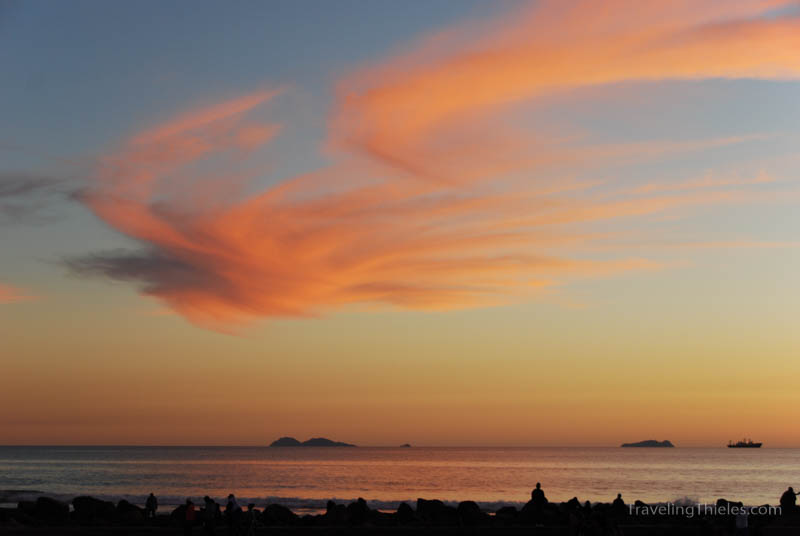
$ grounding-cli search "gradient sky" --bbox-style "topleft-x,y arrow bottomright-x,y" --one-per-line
1,0 -> 799,447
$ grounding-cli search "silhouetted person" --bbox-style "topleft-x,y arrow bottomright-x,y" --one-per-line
607,492 -> 626,533
780,487 -> 799,514
531,482 -> 548,506
530,482 -> 548,525
612,493 -> 626,514
226,494 -> 242,535
202,496 -> 219,535
145,493 -> 158,519
244,504 -> 257,536
184,499 -> 196,536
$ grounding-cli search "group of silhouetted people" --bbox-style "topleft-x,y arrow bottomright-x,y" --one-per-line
223,494 -> 258,536
138,484 -> 800,535
530,483 -> 631,535
187,494 -> 256,536
141,492 -> 256,535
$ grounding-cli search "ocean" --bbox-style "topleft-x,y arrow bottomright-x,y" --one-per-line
1,446 -> 797,512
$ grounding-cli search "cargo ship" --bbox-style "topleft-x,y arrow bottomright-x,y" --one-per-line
727,438 -> 762,448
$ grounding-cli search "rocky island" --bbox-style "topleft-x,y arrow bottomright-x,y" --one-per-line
621,439 -> 674,447
269,437 -> 356,447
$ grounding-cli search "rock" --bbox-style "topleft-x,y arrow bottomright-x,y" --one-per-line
372,510 -> 396,527
262,504 -> 297,526
494,505 -> 518,523
323,501 -> 347,525
518,500 -> 537,524
456,501 -> 487,526
117,499 -> 145,524
16,501 -> 36,517
416,498 -> 440,521
73,496 -> 116,524
565,497 -> 581,511
396,502 -> 415,525
521,499 -> 561,525
716,498 -> 744,510
33,497 -> 69,524
346,497 -> 371,524
7,507 -> 35,527
299,514 -> 317,526
416,498 -> 457,526
170,504 -> 195,526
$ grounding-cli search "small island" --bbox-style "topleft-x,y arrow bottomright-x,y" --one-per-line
269,436 -> 356,447
400,443 -> 412,448
621,439 -> 674,448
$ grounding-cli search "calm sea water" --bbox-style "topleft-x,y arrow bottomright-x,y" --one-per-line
1,447 -> 797,511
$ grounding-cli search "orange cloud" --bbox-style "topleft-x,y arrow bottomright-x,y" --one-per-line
333,0 -> 800,180
0,284 -> 34,304
71,1 -> 800,329
71,108 -> 774,329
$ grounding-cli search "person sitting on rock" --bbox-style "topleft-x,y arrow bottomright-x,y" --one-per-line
780,487 -> 799,514
530,482 -> 548,524
531,482 -> 548,506
145,493 -> 158,519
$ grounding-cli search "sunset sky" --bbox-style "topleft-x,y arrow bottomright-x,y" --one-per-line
1,0 -> 799,447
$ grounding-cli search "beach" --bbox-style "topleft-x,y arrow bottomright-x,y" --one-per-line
3,493 -> 800,535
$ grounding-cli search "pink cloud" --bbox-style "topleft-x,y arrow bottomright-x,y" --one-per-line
70,1 -> 800,330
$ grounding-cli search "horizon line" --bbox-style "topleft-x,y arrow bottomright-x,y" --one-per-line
0,444 -> 788,449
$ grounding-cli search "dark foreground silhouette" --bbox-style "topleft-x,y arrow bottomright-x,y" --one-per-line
4,487 -> 800,535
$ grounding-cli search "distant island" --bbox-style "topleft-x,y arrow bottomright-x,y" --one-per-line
400,443 -> 412,448
621,439 -> 674,448
269,437 -> 356,447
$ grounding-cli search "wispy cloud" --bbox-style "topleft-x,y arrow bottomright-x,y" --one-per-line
333,0 -> 800,181
0,172 -> 71,224
67,1 -> 800,330
630,171 -> 775,194
0,174 -> 62,197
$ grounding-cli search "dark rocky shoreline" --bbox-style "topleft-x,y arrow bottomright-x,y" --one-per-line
3,493 -> 800,535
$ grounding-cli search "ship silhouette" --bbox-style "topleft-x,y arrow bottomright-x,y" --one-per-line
727,438 -> 762,448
